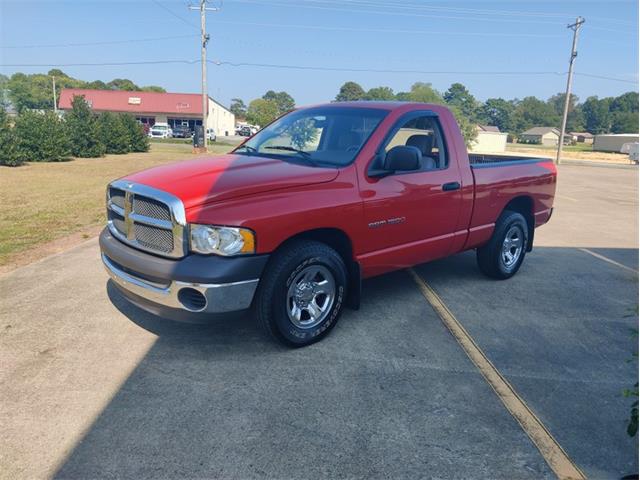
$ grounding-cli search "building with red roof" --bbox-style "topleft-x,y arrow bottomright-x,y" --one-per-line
58,88 -> 235,136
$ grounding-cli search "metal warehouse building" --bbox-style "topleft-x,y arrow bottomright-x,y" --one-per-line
58,88 -> 235,136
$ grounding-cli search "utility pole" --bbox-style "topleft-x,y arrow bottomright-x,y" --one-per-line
556,16 -> 585,165
52,76 -> 57,113
189,0 -> 218,151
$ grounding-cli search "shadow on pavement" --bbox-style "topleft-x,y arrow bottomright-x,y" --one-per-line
54,246 -> 637,479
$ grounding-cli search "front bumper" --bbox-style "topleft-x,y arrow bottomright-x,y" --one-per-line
99,228 -> 269,318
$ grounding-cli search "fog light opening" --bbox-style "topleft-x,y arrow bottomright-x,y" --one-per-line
178,287 -> 207,312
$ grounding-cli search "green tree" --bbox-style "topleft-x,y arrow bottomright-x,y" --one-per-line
582,96 -> 612,134
262,90 -> 295,115
610,92 -> 639,113
481,98 -> 516,132
246,98 -> 280,127
230,98 -> 247,119
65,95 -> 105,157
120,114 -> 150,152
0,108 -> 22,166
512,96 -> 560,133
444,83 -> 478,119
107,78 -> 139,91
14,110 -> 71,162
402,82 -> 443,103
98,112 -> 130,154
335,81 -> 365,102
364,86 -> 395,101
611,112 -> 639,133
140,85 -> 166,93
547,92 -> 584,132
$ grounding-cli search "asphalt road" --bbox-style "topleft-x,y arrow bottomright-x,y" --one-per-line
1,164 -> 637,479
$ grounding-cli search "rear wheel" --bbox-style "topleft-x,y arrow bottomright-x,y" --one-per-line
477,210 -> 528,279
255,240 -> 348,347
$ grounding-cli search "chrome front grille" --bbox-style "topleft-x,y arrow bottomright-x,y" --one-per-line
106,180 -> 187,258
133,197 -> 171,221
134,223 -> 174,253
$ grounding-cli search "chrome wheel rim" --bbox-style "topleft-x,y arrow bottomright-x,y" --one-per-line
286,265 -> 336,329
501,225 -> 524,269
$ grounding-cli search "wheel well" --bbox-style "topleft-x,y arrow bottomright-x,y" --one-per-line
278,228 -> 361,309
504,196 -> 534,251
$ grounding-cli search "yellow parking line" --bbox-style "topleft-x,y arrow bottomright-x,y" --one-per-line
408,268 -> 586,480
556,194 -> 579,202
579,248 -> 638,274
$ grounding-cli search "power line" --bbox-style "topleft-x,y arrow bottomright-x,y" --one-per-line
150,0 -> 199,29
574,72 -> 638,84
210,20 -> 564,38
1,59 -> 636,85
305,0 -> 635,25
210,60 -> 566,76
0,60 -> 200,67
226,0 -> 572,26
1,34 -> 199,49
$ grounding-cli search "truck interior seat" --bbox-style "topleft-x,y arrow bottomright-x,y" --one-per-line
406,135 -> 437,170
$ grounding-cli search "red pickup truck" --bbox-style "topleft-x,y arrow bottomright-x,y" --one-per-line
100,102 -> 556,346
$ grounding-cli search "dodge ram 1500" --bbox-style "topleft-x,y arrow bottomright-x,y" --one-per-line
100,102 -> 556,346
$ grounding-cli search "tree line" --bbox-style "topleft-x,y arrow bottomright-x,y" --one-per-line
0,69 -> 166,113
230,81 -> 639,145
0,95 -> 149,166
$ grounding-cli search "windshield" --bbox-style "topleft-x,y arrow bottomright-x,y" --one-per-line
235,107 -> 388,167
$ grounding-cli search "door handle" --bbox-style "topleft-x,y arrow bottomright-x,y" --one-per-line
442,182 -> 461,191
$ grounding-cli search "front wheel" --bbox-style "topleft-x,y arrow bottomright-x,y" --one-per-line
477,210 -> 529,279
255,240 -> 348,347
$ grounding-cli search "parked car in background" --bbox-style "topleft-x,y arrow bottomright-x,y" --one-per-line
172,125 -> 192,138
101,102 -> 556,347
148,123 -> 173,139
238,126 -> 252,137
206,128 -> 216,142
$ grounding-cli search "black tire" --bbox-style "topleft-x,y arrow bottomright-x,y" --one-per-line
477,210 -> 529,280
255,240 -> 348,347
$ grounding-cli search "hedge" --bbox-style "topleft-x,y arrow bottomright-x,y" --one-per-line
0,95 -> 150,166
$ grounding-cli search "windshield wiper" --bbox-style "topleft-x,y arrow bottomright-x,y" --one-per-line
263,146 -> 317,165
234,145 -> 258,154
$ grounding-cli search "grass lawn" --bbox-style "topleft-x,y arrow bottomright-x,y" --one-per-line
0,142 -> 232,268
506,142 -> 594,152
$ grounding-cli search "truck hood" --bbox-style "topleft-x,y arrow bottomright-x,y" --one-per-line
123,153 -> 339,210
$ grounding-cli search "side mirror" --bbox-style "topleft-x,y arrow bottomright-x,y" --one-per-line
384,145 -> 421,171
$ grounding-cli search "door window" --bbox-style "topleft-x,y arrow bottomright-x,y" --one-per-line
383,115 -> 448,170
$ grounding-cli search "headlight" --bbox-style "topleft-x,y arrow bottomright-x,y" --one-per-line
189,224 -> 255,256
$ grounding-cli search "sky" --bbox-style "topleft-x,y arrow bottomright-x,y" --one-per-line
0,0 -> 638,108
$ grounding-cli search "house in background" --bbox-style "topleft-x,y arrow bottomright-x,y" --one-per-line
570,132 -> 594,144
471,125 -> 508,152
520,127 -> 561,146
58,88 -> 235,136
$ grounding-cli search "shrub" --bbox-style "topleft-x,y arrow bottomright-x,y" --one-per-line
97,112 -> 130,154
0,108 -> 22,166
14,110 -> 71,162
120,114 -> 149,152
65,95 -> 105,157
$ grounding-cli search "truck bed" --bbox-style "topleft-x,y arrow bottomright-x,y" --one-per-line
468,153 -> 552,168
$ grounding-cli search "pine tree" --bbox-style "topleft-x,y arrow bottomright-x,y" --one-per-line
0,108 -> 22,166
14,110 -> 71,162
65,95 -> 105,157
120,114 -> 150,152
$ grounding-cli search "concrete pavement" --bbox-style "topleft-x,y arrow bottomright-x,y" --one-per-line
1,164 -> 637,479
